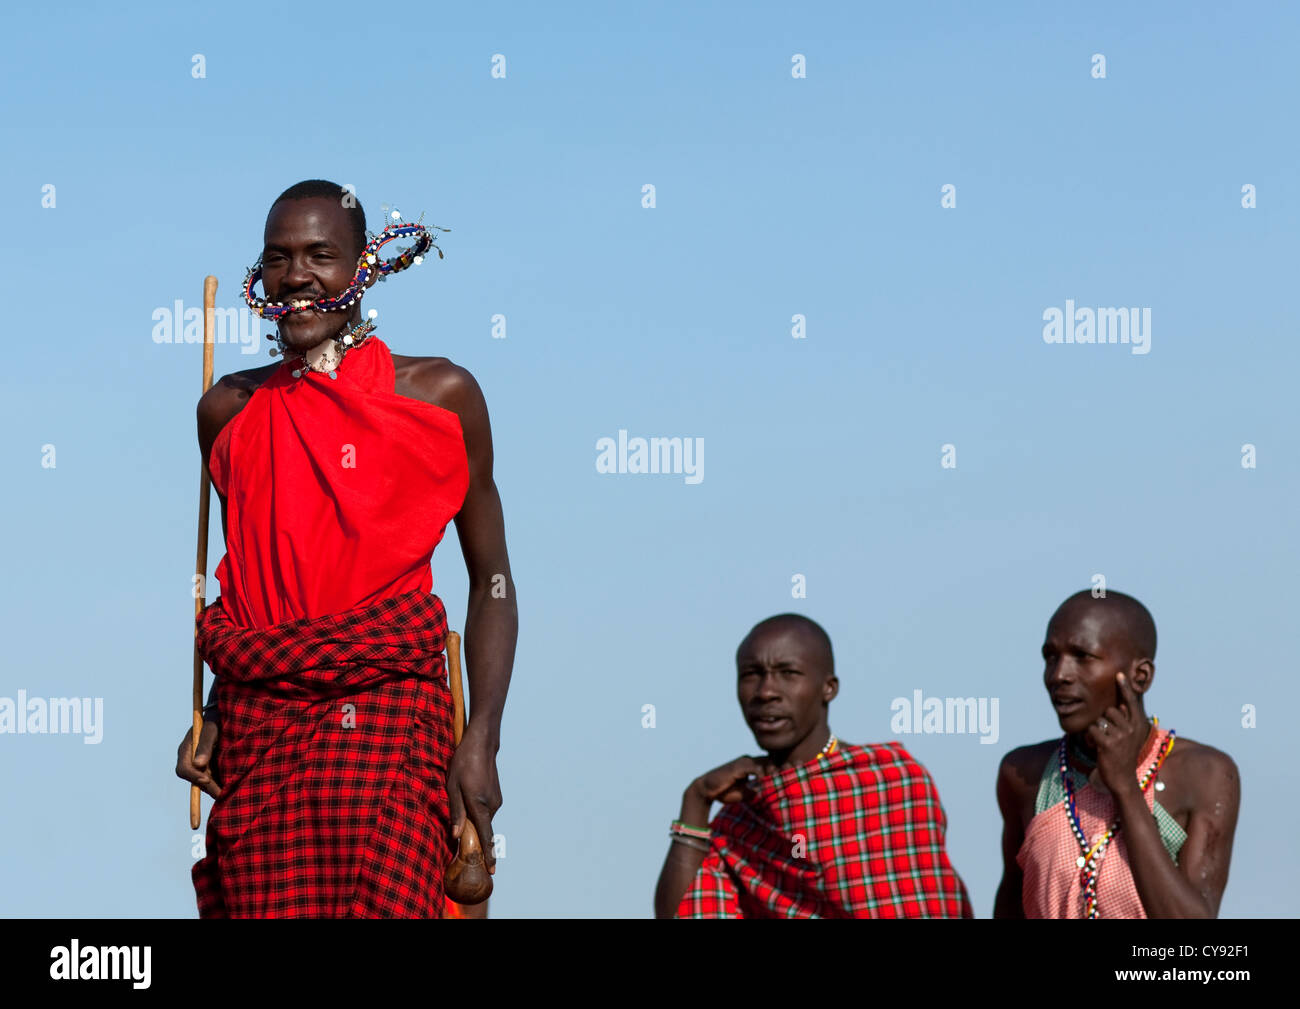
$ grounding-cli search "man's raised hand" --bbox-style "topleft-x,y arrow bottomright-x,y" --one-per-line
690,755 -> 772,806
1088,671 -> 1147,795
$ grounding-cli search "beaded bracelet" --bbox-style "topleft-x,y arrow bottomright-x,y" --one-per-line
670,820 -> 711,841
670,834 -> 710,853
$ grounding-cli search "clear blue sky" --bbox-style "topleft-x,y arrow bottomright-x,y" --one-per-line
1,1 -> 1295,917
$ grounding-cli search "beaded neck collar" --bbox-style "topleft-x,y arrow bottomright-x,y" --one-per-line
279,320 -> 377,381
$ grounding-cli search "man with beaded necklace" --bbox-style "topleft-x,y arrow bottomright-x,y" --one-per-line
655,614 -> 972,918
173,180 -> 517,917
994,590 -> 1240,918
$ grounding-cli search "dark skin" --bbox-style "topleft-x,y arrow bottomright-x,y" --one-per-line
994,594 -> 1240,918
653,619 -> 838,918
174,195 -> 517,872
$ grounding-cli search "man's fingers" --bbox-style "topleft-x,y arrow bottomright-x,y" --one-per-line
174,721 -> 224,799
1116,671 -> 1139,716
696,756 -> 767,800
448,780 -> 467,841
728,759 -> 762,788
176,728 -> 204,777
176,729 -> 195,772
194,721 -> 219,767
468,800 -> 495,869
698,756 -> 768,802
175,731 -> 222,798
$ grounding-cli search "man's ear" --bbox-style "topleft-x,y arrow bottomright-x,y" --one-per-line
823,675 -> 839,704
1130,658 -> 1154,695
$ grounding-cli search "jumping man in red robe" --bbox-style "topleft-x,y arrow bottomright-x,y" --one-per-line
174,180 -> 517,918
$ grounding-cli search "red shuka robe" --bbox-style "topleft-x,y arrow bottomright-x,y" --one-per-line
193,336 -> 469,917
207,335 -> 468,630
676,742 -> 973,918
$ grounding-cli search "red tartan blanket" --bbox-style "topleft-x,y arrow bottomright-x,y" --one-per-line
676,742 -> 973,918
192,589 -> 455,918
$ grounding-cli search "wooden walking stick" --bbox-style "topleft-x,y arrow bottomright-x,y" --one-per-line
444,630 -> 493,906
190,275 -> 218,830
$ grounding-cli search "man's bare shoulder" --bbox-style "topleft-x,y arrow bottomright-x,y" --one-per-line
199,362 -> 279,410
197,362 -> 280,445
996,739 -> 1056,827
998,740 -> 1057,792
391,353 -> 484,417
1163,736 -> 1240,798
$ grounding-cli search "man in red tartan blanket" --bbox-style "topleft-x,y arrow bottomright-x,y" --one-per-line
655,614 -> 972,918
174,180 -> 517,917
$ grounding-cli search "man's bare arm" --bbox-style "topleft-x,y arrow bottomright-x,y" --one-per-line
1121,745 -> 1240,918
654,786 -> 713,919
176,384 -> 241,798
993,751 -> 1029,919
423,361 -> 518,870
653,756 -> 771,918
440,365 -> 516,746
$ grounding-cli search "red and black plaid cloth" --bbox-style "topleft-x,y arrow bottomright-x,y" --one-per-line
192,589 -> 455,918
676,742 -> 973,918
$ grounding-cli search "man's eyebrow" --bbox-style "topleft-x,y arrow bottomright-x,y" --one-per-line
262,239 -> 341,253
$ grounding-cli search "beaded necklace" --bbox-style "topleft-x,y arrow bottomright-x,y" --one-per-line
278,319 -> 377,381
814,732 -> 838,760
1059,717 -> 1175,919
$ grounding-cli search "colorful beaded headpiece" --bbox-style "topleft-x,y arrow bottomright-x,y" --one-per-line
242,213 -> 449,320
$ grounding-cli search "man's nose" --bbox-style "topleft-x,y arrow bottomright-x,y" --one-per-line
1044,657 -> 1070,686
281,257 -> 316,291
754,673 -> 782,698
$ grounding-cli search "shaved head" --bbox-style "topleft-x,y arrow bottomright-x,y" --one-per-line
270,179 -> 368,260
1053,590 -> 1156,664
738,613 -> 834,677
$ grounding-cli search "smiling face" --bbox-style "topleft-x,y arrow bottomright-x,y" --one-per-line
736,618 -> 838,764
261,196 -> 366,352
1041,594 -> 1153,735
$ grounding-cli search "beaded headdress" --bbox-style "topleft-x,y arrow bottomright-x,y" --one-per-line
243,212 -> 448,321
242,209 -> 449,379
